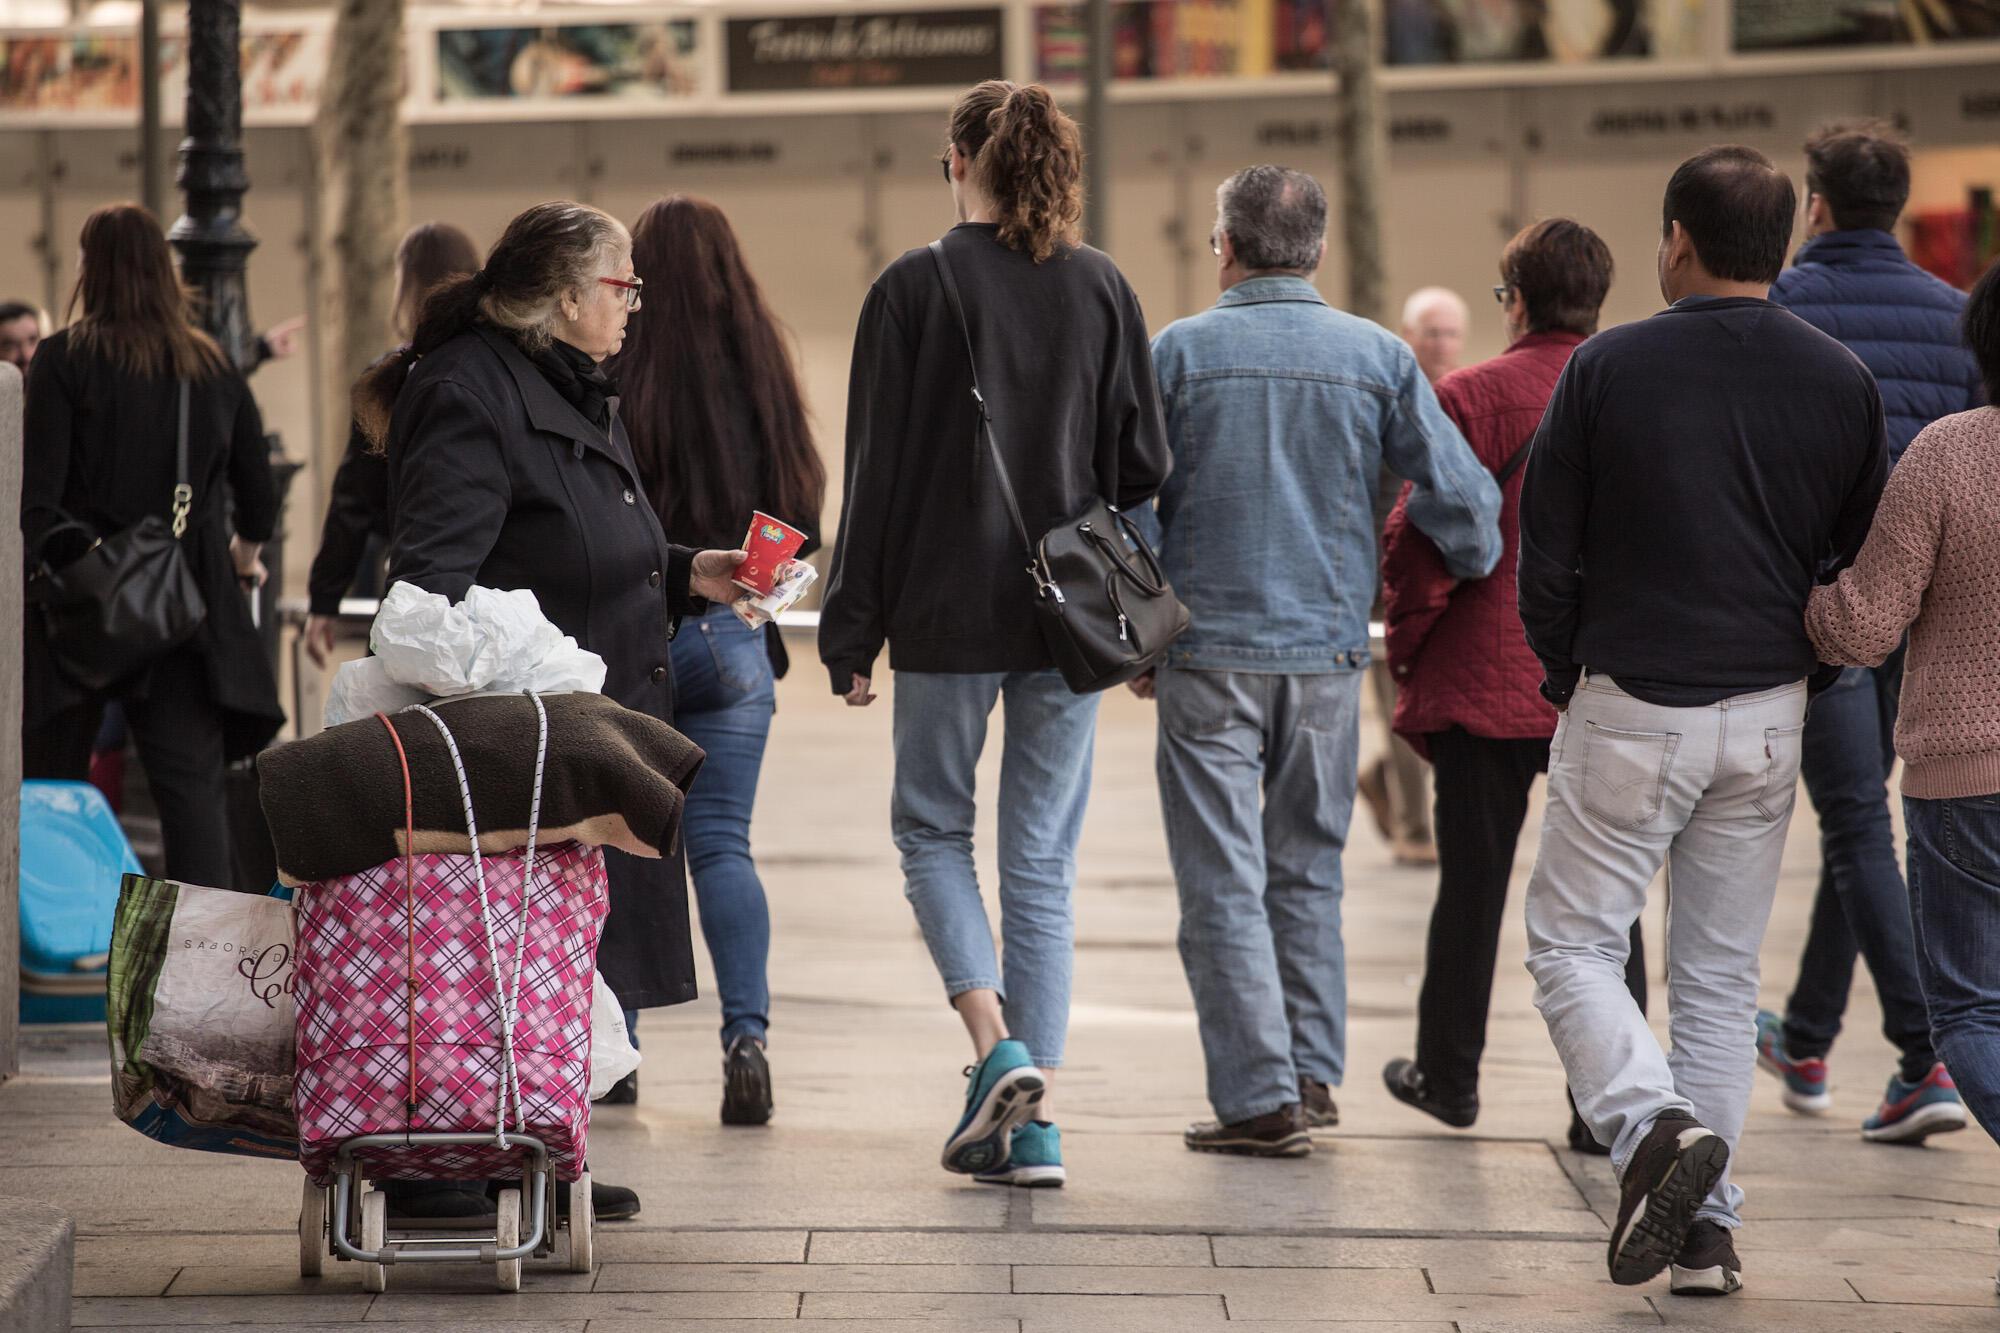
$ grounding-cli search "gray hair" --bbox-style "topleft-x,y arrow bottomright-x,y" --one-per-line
479,200 -> 630,352
1216,166 -> 1326,274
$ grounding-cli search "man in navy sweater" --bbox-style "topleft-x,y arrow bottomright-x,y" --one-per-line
1518,146 -> 1887,1298
1755,121 -> 1982,1145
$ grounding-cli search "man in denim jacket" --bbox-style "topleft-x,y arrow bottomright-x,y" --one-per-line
1135,165 -> 1501,1157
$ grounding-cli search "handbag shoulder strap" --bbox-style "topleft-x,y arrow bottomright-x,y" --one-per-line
928,240 -> 1034,558
1493,439 -> 1532,488
170,380 -> 192,538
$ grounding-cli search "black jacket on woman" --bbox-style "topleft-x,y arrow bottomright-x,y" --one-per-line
820,223 -> 1172,692
386,325 -> 704,1010
307,359 -> 398,614
22,329 -> 282,758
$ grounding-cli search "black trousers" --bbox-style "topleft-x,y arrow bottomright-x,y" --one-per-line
1416,728 -> 1649,1103
23,647 -> 233,887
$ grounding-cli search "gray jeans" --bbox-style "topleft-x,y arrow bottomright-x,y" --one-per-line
1155,667 -> 1363,1125
1525,674 -> 1806,1228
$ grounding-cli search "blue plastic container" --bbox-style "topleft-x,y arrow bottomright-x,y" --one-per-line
20,780 -> 140,1024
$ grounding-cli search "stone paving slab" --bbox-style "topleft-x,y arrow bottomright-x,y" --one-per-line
1645,1298 -> 1998,1330
366,1291 -> 801,1320
71,1295 -> 374,1326
805,1230 -> 1213,1266
589,1229 -> 807,1263
588,1323 -> 1020,1333
800,1290 -> 1228,1326
166,1265 -> 600,1297
593,1260 -> 1012,1292
1010,1262 -> 1430,1299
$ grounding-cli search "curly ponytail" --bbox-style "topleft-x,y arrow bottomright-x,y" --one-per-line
949,81 -> 1083,264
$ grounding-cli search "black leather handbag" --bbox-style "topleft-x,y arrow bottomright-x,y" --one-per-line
929,241 -> 1189,694
27,380 -> 208,691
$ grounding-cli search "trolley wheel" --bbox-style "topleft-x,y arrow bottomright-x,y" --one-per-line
566,1172 -> 594,1273
360,1190 -> 388,1293
495,1188 -> 523,1292
298,1179 -> 326,1278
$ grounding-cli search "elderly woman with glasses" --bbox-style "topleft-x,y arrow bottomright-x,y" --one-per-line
355,199 -> 746,1224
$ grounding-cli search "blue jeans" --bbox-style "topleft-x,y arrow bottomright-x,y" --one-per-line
1782,653 -> 1935,1081
1906,792 -> 2000,1143
891,670 -> 1100,1070
1154,668 -> 1362,1125
668,605 -> 776,1049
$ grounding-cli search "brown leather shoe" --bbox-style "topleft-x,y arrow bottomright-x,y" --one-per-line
1299,1077 -> 1339,1128
1184,1104 -> 1312,1157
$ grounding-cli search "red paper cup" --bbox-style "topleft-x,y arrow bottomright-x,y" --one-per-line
732,511 -> 807,596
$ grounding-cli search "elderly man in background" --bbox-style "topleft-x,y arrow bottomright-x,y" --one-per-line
1139,166 -> 1501,1158
1359,285 -> 1474,866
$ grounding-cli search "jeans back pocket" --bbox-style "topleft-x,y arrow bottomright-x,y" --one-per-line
1581,721 -> 1681,829
1752,724 -> 1806,822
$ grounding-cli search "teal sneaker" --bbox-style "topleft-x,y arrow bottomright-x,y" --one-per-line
1862,1063 -> 1968,1144
976,1120 -> 1067,1189
942,1040 -> 1046,1175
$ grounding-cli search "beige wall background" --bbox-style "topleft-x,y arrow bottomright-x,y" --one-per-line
3,65 -> 1995,610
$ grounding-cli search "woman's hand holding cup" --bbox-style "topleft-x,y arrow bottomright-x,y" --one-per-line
690,549 -> 752,604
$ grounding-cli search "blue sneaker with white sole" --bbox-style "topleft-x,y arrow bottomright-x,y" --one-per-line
1862,1063 -> 1967,1144
942,1040 -> 1046,1176
976,1120 -> 1067,1189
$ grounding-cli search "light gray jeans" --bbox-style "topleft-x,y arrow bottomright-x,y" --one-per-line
1525,673 -> 1807,1228
1155,667 -> 1363,1125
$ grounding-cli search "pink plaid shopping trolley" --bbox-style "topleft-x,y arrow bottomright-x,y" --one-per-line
292,693 -> 607,1290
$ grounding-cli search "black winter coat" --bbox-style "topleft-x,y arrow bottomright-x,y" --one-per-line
386,326 -> 704,1009
22,330 -> 283,759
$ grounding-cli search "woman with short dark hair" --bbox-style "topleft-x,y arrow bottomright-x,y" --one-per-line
821,80 -> 1171,1189
23,204 -> 279,885
1806,258 -> 2000,1167
1380,218 -> 1639,1153
303,221 -> 481,667
367,199 -> 747,1221
615,195 -> 826,1124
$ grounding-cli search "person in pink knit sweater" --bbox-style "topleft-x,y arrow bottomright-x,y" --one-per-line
1805,260 -> 2000,1215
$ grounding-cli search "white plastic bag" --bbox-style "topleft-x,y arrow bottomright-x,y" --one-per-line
588,969 -> 641,1099
323,582 -> 607,728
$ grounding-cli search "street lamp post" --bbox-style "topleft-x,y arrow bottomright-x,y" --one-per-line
170,0 -> 259,369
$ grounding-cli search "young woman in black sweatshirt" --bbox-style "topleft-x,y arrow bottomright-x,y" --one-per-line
822,81 -> 1170,1190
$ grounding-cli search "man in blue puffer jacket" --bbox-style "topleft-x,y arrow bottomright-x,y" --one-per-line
1757,120 -> 1984,1144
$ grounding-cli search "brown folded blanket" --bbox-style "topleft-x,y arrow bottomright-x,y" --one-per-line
257,692 -> 704,887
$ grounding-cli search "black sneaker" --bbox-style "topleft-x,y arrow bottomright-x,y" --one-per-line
1184,1104 -> 1312,1157
594,1071 -> 638,1105
1669,1220 -> 1743,1296
1608,1110 -> 1730,1286
1382,1058 -> 1478,1129
1299,1077 -> 1339,1128
721,1036 -> 774,1126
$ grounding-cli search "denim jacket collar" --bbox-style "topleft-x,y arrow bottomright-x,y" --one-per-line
1215,275 -> 1329,309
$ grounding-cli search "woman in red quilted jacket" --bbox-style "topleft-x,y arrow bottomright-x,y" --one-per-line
1376,220 -> 1648,1153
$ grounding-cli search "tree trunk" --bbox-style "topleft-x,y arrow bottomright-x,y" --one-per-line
1331,0 -> 1386,326
313,0 -> 407,474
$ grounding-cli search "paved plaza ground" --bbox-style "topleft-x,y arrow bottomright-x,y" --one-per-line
6,667 -> 2000,1331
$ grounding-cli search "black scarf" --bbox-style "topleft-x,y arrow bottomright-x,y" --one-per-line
526,336 -> 617,434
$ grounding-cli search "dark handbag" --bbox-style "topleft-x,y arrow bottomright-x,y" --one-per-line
929,241 -> 1189,694
27,381 -> 208,691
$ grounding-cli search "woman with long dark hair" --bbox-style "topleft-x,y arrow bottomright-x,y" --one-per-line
22,204 -> 279,884
821,81 -> 1171,1188
360,199 -> 747,1221
616,195 -> 824,1124
302,222 -> 480,667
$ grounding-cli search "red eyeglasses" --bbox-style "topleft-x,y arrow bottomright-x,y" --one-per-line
598,276 -> 643,311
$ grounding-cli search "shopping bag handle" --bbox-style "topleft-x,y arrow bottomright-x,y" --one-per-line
373,711 -> 420,1135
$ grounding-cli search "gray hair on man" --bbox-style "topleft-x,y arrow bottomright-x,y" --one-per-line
1216,165 -> 1327,274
